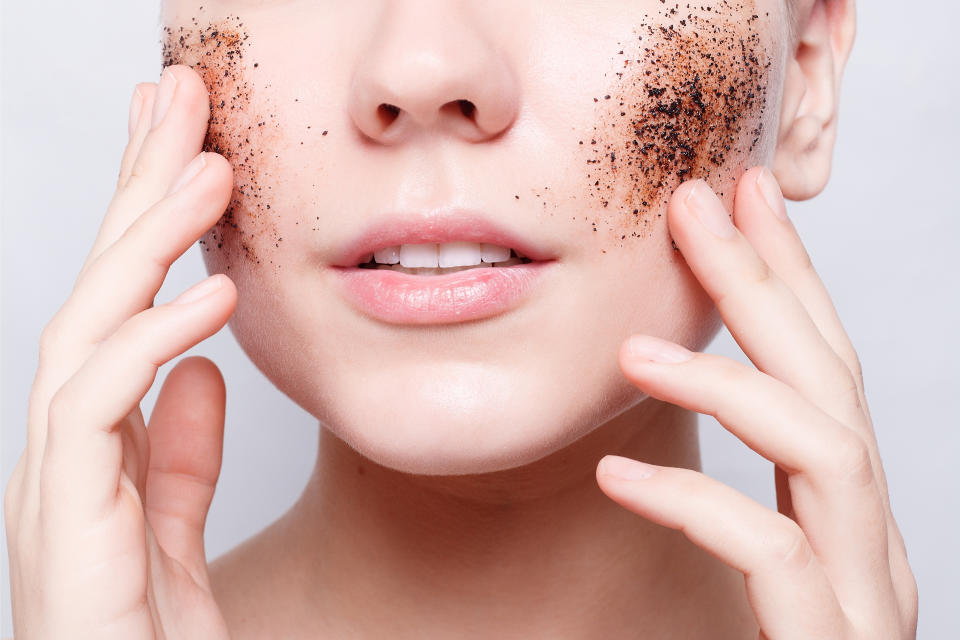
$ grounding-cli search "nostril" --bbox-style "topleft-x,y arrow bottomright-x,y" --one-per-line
377,103 -> 401,128
439,99 -> 478,124
457,99 -> 476,120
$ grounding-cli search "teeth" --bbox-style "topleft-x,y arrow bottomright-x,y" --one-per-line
366,242 -> 517,267
373,246 -> 400,264
399,243 -> 439,268
372,256 -> 525,274
480,243 -> 511,263
438,242 -> 483,267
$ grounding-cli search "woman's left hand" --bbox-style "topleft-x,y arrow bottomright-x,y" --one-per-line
596,167 -> 918,639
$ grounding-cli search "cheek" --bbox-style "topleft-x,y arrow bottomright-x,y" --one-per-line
162,11 -> 288,273
576,2 -> 775,244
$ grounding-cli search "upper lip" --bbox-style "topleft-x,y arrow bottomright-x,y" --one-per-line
330,208 -> 560,267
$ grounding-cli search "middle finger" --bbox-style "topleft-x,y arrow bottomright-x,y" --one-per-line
667,179 -> 866,431
28,153 -> 232,467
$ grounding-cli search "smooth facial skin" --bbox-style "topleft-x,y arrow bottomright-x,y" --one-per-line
160,0 -> 788,476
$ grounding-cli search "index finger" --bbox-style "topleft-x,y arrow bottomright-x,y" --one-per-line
81,64 -> 212,280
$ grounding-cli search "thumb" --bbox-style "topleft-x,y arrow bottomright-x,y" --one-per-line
144,355 -> 226,587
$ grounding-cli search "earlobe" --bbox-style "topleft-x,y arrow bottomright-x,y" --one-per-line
772,0 -> 856,201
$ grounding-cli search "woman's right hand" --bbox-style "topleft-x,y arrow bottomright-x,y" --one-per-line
4,64 -> 237,639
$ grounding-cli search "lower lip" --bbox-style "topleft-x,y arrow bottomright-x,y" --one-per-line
331,261 -> 556,325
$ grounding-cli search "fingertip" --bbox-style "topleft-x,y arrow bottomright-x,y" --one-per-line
163,63 -> 211,106
664,181 -> 692,242
202,151 -> 236,184
668,178 -> 706,213
167,355 -> 227,406
733,165 -> 792,233
135,80 -> 159,101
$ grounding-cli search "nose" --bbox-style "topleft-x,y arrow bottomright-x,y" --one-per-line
348,2 -> 521,145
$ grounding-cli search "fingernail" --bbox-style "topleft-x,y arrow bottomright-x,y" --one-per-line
627,335 -> 694,363
172,275 -> 223,305
684,180 -> 737,239
756,168 -> 789,221
598,455 -> 657,480
151,67 -> 178,130
169,152 -> 206,195
128,86 -> 144,139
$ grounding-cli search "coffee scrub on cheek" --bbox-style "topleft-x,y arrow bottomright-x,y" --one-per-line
162,10 -> 290,273
578,0 -> 776,248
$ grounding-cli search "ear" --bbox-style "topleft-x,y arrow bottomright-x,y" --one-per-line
772,0 -> 856,200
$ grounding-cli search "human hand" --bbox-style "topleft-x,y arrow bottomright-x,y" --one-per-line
596,168 -> 918,639
4,65 -> 236,639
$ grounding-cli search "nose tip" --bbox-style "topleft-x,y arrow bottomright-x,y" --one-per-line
347,9 -> 520,145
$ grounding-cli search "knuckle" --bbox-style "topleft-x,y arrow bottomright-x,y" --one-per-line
46,387 -> 73,441
748,259 -> 774,289
826,431 -> 874,487
818,357 -> 864,418
717,260 -> 774,308
846,349 -> 865,387
797,246 -> 816,278
766,518 -> 812,571
3,460 -> 24,520
116,164 -> 128,190
38,316 -> 66,364
900,572 -> 919,630
125,155 -> 153,193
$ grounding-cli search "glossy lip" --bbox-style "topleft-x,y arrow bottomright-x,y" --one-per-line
329,209 -> 559,267
331,261 -> 556,325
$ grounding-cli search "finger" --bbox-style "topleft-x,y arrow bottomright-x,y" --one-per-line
83,64 -> 212,275
145,356 -> 226,588
667,179 -> 865,431
116,82 -> 158,193
59,152 -> 232,347
733,168 -> 891,499
39,274 -> 236,522
732,168 -> 915,612
596,456 -> 848,640
734,167 -> 868,418
620,337 -> 899,623
28,153 -> 232,473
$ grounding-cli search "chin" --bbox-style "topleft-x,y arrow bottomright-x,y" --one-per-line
312,360 -> 645,476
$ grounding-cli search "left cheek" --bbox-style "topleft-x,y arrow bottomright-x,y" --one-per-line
576,7 -> 777,252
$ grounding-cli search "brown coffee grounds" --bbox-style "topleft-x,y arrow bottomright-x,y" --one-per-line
161,9 -> 287,269
580,1 -> 772,245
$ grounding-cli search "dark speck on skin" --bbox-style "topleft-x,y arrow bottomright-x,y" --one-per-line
577,0 -> 772,248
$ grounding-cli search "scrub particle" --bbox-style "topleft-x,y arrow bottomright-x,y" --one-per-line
582,1 -> 772,244
161,10 -> 288,269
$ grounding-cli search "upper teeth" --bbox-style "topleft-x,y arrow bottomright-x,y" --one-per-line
369,243 -> 516,268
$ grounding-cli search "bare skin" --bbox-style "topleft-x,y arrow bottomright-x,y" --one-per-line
209,403 -> 757,638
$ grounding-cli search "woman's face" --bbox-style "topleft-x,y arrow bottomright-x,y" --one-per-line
161,0 -> 789,475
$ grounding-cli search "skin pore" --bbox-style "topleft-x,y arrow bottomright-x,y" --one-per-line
159,1 -> 791,637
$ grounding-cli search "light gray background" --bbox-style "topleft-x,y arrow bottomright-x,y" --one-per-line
2,2 -> 958,637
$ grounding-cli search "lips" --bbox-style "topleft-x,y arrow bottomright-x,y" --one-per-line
328,209 -> 560,324
329,209 -> 559,267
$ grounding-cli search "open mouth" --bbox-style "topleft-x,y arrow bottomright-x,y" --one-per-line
355,243 -> 535,275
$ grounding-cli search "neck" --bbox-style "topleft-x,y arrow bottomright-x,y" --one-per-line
275,399 -> 754,638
